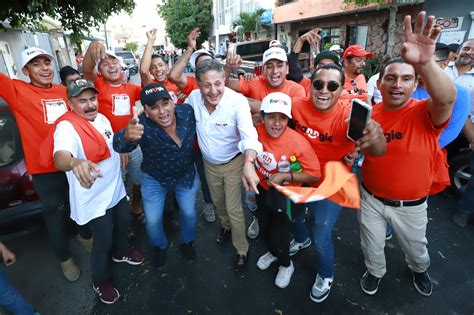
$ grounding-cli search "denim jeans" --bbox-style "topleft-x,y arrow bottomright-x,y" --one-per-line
141,172 -> 198,249
292,199 -> 342,278
0,267 -> 34,315
193,150 -> 212,204
122,146 -> 143,186
457,150 -> 474,212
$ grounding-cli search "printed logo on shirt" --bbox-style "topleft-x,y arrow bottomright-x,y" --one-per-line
294,119 -> 333,142
215,122 -> 229,127
41,99 -> 68,124
256,151 -> 277,178
112,94 -> 131,116
104,130 -> 112,139
384,130 -> 403,143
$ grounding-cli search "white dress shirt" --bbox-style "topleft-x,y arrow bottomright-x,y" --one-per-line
185,87 -> 262,164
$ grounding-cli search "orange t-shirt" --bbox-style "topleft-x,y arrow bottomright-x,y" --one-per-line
339,74 -> 368,106
255,124 -> 321,190
181,76 -> 199,96
239,76 -> 305,100
0,72 -> 69,174
299,76 -> 312,98
149,79 -> 185,104
94,77 -> 141,132
291,97 -> 355,183
362,99 -> 449,200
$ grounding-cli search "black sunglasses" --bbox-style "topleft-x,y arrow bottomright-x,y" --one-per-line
312,80 -> 341,92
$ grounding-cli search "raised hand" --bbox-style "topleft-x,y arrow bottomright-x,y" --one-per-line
146,29 -> 157,44
187,28 -> 201,50
401,11 -> 441,65
225,53 -> 242,70
125,107 -> 144,142
88,41 -> 107,64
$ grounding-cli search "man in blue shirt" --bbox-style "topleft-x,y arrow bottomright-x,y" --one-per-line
113,83 -> 199,267
411,43 -> 470,148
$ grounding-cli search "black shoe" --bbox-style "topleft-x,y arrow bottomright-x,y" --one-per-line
234,254 -> 247,272
360,270 -> 381,295
413,271 -> 433,296
216,228 -> 231,244
153,248 -> 167,268
181,242 -> 196,262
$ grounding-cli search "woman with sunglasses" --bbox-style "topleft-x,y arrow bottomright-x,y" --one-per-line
290,63 -> 386,302
253,92 -> 321,289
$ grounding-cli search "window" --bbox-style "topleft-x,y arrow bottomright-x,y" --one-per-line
347,25 -> 369,48
0,112 -> 20,167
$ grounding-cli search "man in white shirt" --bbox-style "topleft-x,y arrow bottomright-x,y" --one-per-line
53,79 -> 144,304
445,39 -> 474,92
185,59 -> 262,272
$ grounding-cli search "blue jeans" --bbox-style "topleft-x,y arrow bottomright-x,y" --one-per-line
0,268 -> 34,315
458,150 -> 474,212
122,146 -> 143,185
141,173 -> 198,249
292,199 -> 342,278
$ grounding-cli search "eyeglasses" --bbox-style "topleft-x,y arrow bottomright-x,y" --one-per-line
312,80 -> 341,92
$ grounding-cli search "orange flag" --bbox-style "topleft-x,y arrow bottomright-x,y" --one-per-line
271,161 -> 360,209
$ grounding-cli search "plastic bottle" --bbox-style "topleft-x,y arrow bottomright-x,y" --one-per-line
245,191 -> 257,212
277,155 -> 291,173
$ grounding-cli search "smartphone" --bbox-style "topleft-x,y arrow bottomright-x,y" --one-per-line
347,98 -> 372,142
317,30 -> 327,38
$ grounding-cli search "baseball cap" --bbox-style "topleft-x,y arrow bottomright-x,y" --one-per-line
20,47 -> 54,69
314,51 -> 340,66
67,79 -> 99,99
260,92 -> 292,119
329,44 -> 342,52
269,40 -> 282,48
98,50 -> 119,67
190,49 -> 213,70
343,45 -> 374,58
140,83 -> 172,106
262,47 -> 287,64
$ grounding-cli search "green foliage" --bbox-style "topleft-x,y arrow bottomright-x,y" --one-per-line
231,8 -> 269,41
125,42 -> 139,52
158,0 -> 213,49
0,0 -> 135,42
343,0 -> 386,6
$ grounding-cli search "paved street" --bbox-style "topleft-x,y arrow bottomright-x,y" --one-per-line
1,187 -> 473,314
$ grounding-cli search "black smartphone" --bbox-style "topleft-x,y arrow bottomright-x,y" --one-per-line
347,98 -> 372,142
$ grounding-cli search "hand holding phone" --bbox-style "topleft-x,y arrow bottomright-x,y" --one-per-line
347,99 -> 372,142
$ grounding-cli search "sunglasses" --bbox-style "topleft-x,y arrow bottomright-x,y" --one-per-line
312,80 -> 341,92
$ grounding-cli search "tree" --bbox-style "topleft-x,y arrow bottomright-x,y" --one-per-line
158,0 -> 213,49
231,9 -> 269,41
125,42 -> 139,52
0,0 -> 135,42
343,0 -> 385,5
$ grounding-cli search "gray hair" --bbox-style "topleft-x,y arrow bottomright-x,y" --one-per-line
195,59 -> 224,84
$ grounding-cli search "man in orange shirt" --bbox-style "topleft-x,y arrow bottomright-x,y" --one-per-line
340,45 -> 374,105
358,12 -> 456,297
290,63 -> 386,302
83,42 -> 144,221
0,47 -> 92,281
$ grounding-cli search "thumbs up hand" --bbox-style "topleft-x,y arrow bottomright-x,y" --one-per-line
125,107 -> 144,142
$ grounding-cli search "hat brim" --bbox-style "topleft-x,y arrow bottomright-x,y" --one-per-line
69,87 -> 99,99
23,53 -> 54,69
344,52 -> 375,58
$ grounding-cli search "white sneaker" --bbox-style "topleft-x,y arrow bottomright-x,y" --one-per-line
275,261 -> 294,288
202,203 -> 215,222
256,251 -> 278,270
289,237 -> 312,256
310,274 -> 333,303
247,217 -> 259,239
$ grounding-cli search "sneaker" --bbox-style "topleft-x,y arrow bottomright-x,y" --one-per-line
153,248 -> 167,268
275,261 -> 295,288
216,227 -> 231,244
247,217 -> 259,239
413,271 -> 433,296
256,251 -> 278,270
93,281 -> 120,304
76,235 -> 93,253
289,237 -> 311,256
360,270 -> 381,295
385,226 -> 393,241
60,258 -> 80,282
453,209 -> 470,228
310,274 -> 333,302
202,203 -> 216,222
112,248 -> 144,266
181,242 -> 196,262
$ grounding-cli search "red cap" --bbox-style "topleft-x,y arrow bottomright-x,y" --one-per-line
343,45 -> 374,58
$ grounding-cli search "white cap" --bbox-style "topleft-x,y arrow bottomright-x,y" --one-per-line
190,49 -> 213,70
116,56 -> 127,68
260,92 -> 292,119
104,50 -> 118,59
262,47 -> 287,64
269,40 -> 282,48
329,44 -> 342,51
20,47 -> 54,69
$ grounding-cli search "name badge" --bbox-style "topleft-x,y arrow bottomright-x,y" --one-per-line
42,99 -> 68,124
112,94 -> 131,116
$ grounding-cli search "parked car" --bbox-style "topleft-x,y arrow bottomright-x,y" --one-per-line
446,133 -> 471,196
115,51 -> 138,75
0,98 -> 41,225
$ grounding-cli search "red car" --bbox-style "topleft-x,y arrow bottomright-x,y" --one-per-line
0,98 -> 41,224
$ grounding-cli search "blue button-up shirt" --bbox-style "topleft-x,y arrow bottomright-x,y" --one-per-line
113,103 -> 196,189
